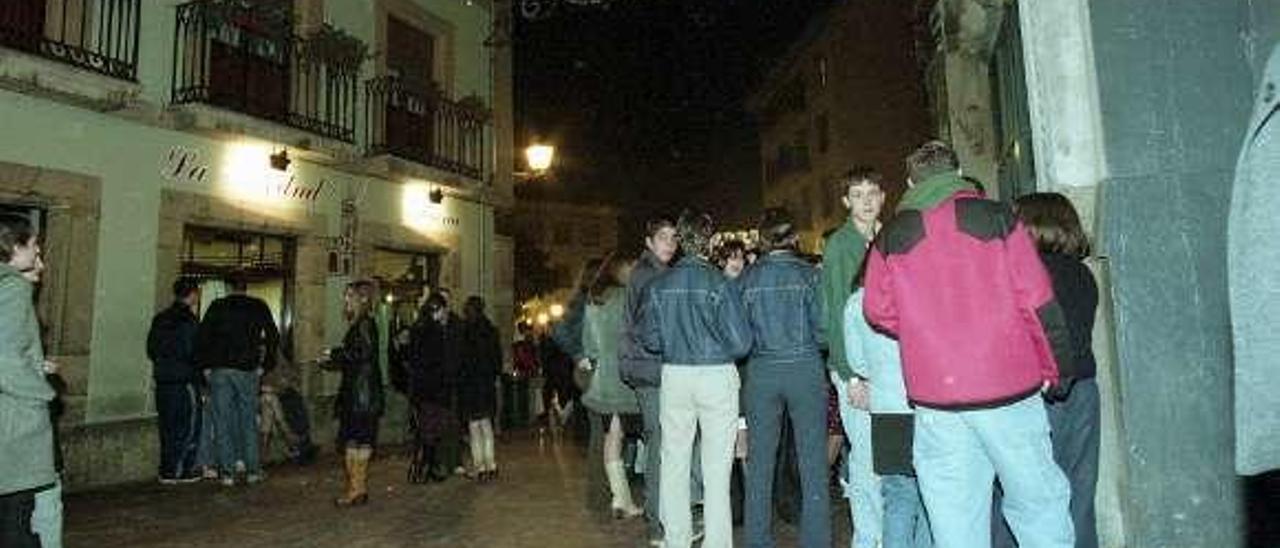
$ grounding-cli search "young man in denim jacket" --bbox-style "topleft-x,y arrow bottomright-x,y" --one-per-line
640,211 -> 752,548
738,207 -> 831,548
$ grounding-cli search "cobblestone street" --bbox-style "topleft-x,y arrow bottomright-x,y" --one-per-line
64,429 -> 851,547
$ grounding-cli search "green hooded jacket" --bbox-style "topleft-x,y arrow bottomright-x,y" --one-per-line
0,263 -> 56,495
821,219 -> 870,380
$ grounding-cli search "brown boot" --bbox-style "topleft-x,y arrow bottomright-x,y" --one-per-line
334,448 -> 368,507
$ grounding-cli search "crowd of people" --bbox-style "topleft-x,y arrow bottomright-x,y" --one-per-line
0,138 -> 1102,548
555,140 -> 1101,548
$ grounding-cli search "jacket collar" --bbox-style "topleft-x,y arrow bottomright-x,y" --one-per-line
674,255 -> 713,270
640,249 -> 666,270
758,250 -> 804,265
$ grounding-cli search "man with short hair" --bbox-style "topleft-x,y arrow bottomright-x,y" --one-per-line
619,216 -> 678,544
148,278 -> 203,484
822,166 -> 888,548
0,213 -> 55,548
863,140 -> 1076,547
195,276 -> 279,486
739,207 -> 830,548
640,211 -> 752,548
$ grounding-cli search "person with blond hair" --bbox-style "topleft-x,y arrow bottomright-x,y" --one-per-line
319,280 -> 384,507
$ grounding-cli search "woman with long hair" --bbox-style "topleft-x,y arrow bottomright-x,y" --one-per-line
318,280 -> 384,507
459,296 -> 503,481
1008,192 -> 1100,548
579,253 -> 643,518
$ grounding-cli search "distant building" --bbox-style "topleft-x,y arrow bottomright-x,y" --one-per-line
747,0 -> 930,252
511,197 -> 621,296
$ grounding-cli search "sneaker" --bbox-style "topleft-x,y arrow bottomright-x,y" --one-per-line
219,476 -> 236,487
173,472 -> 202,484
245,472 -> 266,484
201,467 -> 219,481
158,476 -> 179,486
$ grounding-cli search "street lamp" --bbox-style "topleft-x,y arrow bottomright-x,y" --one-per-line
525,144 -> 555,173
549,303 -> 564,319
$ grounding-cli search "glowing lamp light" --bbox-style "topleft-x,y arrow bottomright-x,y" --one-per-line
549,303 -> 565,318
536,312 -> 550,326
525,144 -> 555,172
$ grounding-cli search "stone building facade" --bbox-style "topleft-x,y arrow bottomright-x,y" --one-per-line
0,0 -> 515,488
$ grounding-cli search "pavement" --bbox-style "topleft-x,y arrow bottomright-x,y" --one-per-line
63,429 -> 852,547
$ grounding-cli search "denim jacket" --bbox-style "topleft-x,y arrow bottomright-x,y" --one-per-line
738,251 -> 825,364
639,255 -> 752,365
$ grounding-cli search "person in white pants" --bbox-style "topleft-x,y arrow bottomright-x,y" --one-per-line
639,211 -> 753,548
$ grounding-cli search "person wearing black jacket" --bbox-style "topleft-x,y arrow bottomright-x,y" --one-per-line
194,276 -> 279,486
458,296 -> 502,481
318,280 -> 384,506
405,292 -> 459,483
618,216 -> 678,545
147,278 -> 203,484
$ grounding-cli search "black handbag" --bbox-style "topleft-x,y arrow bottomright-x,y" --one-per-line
871,413 -> 915,476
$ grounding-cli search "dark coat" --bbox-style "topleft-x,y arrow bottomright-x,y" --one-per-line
328,315 -> 384,419
407,317 -> 459,441
147,302 -> 201,385
195,294 -> 279,372
619,250 -> 667,387
458,317 -> 502,420
408,318 -> 450,406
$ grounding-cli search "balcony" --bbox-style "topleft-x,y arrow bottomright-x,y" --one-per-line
0,0 -> 140,81
171,0 -> 359,143
365,76 -> 487,180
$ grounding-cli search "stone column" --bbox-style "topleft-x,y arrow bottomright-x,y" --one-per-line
1014,2 -> 1125,546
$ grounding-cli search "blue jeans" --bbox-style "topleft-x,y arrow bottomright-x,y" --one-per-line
914,394 -> 1073,548
31,478 -> 62,548
209,369 -> 260,475
745,362 -> 830,548
882,474 -> 932,548
832,372 -> 881,548
155,383 -> 200,478
637,386 -> 664,537
1047,379 -> 1099,548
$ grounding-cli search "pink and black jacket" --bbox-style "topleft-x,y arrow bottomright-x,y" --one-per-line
863,185 -> 1076,409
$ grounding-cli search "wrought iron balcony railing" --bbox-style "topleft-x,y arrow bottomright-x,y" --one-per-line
366,76 -> 487,180
0,0 -> 140,81
171,0 -> 358,143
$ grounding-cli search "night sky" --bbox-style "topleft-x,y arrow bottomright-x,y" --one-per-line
513,0 -> 838,243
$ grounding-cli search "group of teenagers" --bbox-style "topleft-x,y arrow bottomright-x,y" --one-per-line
568,140 -> 1101,548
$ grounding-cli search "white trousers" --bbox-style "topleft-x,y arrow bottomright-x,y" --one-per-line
660,365 -> 739,548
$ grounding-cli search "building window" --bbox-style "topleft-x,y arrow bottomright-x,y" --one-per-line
579,223 -> 600,248
816,113 -> 829,154
553,222 -> 573,246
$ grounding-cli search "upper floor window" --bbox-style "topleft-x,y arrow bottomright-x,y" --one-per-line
0,0 -> 141,80
815,113 -> 829,154
386,15 -> 435,89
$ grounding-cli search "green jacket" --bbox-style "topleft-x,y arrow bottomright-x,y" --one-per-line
0,263 -> 56,495
821,219 -> 870,381
581,288 -> 639,415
